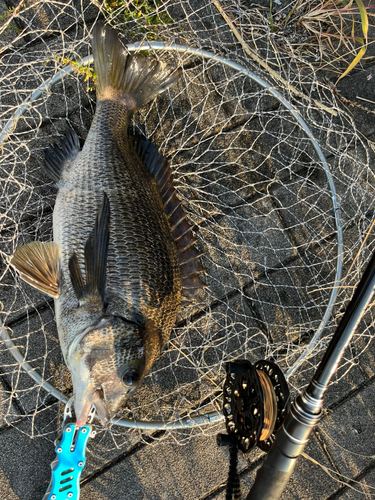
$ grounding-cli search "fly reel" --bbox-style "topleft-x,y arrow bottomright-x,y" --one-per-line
218,359 -> 290,452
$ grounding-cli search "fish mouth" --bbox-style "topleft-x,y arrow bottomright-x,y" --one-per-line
75,388 -> 110,427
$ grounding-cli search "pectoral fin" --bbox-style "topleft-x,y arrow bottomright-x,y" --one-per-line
10,241 -> 61,298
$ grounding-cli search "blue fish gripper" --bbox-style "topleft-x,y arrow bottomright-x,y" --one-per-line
44,423 -> 92,500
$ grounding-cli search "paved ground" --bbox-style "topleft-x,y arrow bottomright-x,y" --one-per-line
1,0 -> 375,499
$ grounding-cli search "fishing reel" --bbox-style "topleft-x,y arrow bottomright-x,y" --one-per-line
217,359 -> 290,453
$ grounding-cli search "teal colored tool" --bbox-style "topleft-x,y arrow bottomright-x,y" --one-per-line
43,401 -> 96,500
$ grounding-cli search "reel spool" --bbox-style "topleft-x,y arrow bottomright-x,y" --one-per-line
218,359 -> 290,453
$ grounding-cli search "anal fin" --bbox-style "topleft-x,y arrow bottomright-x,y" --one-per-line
131,132 -> 205,300
10,241 -> 61,298
43,128 -> 80,182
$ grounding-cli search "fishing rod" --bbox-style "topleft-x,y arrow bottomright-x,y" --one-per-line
219,249 -> 375,500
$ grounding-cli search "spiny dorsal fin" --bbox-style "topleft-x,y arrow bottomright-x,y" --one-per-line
131,131 -> 205,300
69,192 -> 110,306
43,128 -> 80,182
10,241 -> 61,298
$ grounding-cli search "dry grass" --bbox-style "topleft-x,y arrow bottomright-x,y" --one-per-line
275,0 -> 372,82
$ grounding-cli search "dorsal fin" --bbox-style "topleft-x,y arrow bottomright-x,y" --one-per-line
131,131 -> 205,300
68,192 -> 110,306
10,241 -> 61,298
43,128 -> 80,182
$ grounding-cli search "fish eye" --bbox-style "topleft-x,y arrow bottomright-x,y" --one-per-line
122,368 -> 139,387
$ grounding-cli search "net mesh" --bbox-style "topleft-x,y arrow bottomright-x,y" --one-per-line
0,0 -> 375,470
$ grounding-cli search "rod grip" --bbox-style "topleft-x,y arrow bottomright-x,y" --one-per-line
245,461 -> 295,500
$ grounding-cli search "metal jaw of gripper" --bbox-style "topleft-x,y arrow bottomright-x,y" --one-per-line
42,398 -> 97,500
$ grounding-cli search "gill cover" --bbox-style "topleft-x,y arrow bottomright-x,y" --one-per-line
69,315 -> 146,427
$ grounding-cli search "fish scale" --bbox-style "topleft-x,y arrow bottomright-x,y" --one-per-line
54,102 -> 181,356
10,22 -> 203,426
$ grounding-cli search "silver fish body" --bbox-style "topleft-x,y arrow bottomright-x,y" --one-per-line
54,98 -> 181,357
11,23 -> 204,426
54,102 -> 181,424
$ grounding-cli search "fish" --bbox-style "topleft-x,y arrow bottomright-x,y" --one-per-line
10,22 -> 204,427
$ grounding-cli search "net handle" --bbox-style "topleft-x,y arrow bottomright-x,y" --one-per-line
0,42 -> 343,428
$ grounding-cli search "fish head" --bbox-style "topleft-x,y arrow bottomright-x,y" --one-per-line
68,316 -> 146,427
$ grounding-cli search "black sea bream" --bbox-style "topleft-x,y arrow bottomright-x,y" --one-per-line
11,23 -> 203,426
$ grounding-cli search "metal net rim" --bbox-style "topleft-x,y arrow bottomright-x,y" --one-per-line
0,42 -> 343,430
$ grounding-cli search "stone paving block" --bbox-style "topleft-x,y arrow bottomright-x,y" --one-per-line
1,43 -> 93,137
0,2 -> 27,50
72,425 -> 170,486
171,114 -> 321,215
0,405 -> 58,500
245,262 -> 330,345
81,429 -> 248,500
336,65 -> 375,138
83,421 -> 223,484
317,383 -> 375,480
270,175 -> 337,249
82,428 -> 142,480
150,67 -> 253,151
350,323 -> 375,381
194,194 -> 296,303
4,0 -> 90,43
0,372 -> 19,429
0,135 -> 55,224
334,464 -> 375,499
143,78 -> 286,192
323,365 -> 366,409
0,307 -> 65,417
234,434 -> 339,500
323,145 -> 375,261
71,0 -> 99,26
198,446 -> 264,500
329,145 -> 375,226
168,0 -> 236,50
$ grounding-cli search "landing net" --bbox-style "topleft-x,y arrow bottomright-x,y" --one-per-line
0,0 -> 374,462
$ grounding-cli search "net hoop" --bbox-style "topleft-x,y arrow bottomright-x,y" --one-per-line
0,42 -> 343,430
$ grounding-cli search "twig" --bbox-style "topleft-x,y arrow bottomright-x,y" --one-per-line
211,0 -> 338,116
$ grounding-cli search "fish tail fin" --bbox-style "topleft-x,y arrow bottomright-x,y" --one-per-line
92,22 -> 181,110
